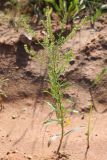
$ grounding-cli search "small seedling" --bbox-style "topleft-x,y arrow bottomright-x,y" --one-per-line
94,67 -> 107,85
42,8 -> 82,155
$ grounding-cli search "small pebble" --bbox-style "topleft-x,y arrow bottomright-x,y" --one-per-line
69,59 -> 75,65
27,155 -> 32,160
12,115 -> 17,119
81,115 -> 84,120
12,150 -> 18,154
14,66 -> 19,69
6,151 -> 10,155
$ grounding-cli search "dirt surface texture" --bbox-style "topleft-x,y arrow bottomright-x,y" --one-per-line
0,13 -> 107,160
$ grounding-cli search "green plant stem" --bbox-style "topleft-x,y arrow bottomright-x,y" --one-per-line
57,121 -> 64,154
56,102 -> 64,154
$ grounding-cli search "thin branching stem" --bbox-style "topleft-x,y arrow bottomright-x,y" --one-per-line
85,103 -> 93,160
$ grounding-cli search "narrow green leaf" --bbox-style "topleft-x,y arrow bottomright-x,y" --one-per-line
46,101 -> 57,111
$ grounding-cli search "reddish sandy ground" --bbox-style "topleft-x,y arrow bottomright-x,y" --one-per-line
0,13 -> 107,160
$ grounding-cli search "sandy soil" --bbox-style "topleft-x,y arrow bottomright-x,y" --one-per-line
0,13 -> 107,160
0,99 -> 107,160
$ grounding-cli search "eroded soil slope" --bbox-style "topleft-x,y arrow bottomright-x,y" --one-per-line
0,14 -> 107,160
